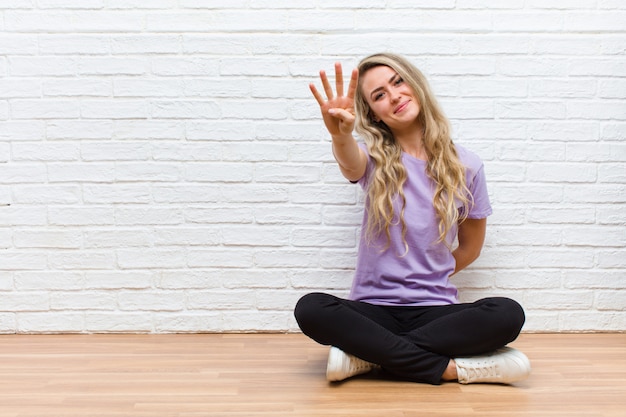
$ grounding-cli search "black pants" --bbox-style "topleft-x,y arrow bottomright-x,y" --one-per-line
294,292 -> 526,385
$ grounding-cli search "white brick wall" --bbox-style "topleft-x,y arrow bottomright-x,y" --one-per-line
0,1 -> 624,333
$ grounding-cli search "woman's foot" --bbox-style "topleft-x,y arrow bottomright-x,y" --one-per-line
452,347 -> 531,384
326,346 -> 379,382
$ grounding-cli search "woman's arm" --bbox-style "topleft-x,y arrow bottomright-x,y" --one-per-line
309,63 -> 367,182
451,218 -> 487,275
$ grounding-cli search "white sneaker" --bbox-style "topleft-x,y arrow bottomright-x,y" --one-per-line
326,346 -> 378,382
455,347 -> 531,384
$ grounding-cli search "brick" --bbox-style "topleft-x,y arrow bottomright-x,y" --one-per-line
530,36 -> 600,55
48,163 -> 115,183
11,99 -> 80,119
17,312 -> 85,333
156,227 -> 221,247
494,271 -> 560,290
527,162 -> 597,183
44,79 -> 111,97
596,250 -> 626,268
527,206 -> 596,224
81,99 -> 149,119
185,205 -> 252,224
39,35 -> 110,54
115,207 -> 184,226
118,291 -> 186,311
113,79 -> 184,97
559,311 -> 625,332
12,185 -> 80,204
9,56 -> 81,77
222,226 -> 289,247
48,251 -> 116,270
187,290 -> 257,310
0,314 -> 16,334
564,270 -> 626,289
115,120 -> 184,140
14,230 -> 82,249
0,207 -> 47,226
86,313 -> 153,333
220,269 -> 290,289
79,57 -> 148,76
185,163 -> 253,183
1,162 -> 46,184
491,226 -> 562,247
292,227 -> 356,248
84,230 -> 153,249
13,142 -> 80,161
319,249 -> 359,269
526,249 -> 595,269
117,249 -> 187,269
290,269 -> 352,290
50,291 -> 117,311
188,248 -> 255,268
154,312 -> 223,333
524,290 -> 594,310
597,205 -> 626,225
254,249 -> 319,268
255,163 -> 320,183
496,100 -> 566,120
460,78 -> 527,98
529,79 -> 596,98
565,11 -> 626,32
111,35 -> 181,54
47,120 -> 113,140
48,206 -> 114,226
223,311 -> 292,332
596,291 -> 626,311
562,226 -> 626,247
564,184 -> 626,203
0,272 -> 13,291
115,162 -> 181,182
0,80 -> 41,98
152,185 -> 221,204
82,141 -> 151,161
85,271 -> 154,289
1,292 -> 49,312
499,58 -> 568,77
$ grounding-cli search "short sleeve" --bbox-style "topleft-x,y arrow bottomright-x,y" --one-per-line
466,163 -> 492,219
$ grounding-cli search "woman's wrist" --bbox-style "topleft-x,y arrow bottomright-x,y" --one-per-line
331,133 -> 355,144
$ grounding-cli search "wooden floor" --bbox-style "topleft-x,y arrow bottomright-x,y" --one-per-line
0,333 -> 624,417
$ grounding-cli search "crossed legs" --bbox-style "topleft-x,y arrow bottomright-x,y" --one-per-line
294,293 -> 526,384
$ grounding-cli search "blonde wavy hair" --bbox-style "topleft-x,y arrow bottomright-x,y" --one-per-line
354,53 -> 472,252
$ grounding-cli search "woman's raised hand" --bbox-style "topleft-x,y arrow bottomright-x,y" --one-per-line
309,62 -> 358,138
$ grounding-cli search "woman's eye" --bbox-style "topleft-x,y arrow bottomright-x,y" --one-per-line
394,77 -> 404,85
374,92 -> 384,101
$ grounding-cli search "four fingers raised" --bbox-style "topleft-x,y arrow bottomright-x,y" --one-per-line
310,62 -> 358,104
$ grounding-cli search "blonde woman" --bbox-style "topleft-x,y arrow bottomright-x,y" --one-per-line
294,53 -> 531,385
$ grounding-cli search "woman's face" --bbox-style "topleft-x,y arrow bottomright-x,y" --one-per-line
360,65 -> 421,132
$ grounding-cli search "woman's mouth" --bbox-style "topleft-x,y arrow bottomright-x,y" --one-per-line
394,101 -> 409,114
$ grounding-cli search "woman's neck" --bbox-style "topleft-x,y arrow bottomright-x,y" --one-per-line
393,123 -> 426,160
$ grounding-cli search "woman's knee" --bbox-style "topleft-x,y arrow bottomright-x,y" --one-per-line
488,297 -> 526,339
294,292 -> 335,332
502,297 -> 525,328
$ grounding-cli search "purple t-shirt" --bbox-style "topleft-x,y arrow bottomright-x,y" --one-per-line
349,144 -> 492,306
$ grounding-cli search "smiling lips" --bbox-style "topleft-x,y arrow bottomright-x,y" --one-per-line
394,100 -> 410,114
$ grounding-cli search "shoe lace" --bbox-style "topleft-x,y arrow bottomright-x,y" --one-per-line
349,356 -> 373,372
463,359 -> 499,380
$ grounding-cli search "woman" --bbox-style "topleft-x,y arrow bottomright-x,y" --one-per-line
294,53 -> 531,385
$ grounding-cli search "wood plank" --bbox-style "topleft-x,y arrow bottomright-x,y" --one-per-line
0,333 -> 624,417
